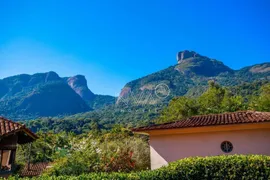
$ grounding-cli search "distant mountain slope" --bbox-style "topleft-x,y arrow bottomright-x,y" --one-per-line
17,81 -> 91,116
1,50 -> 269,121
117,50 -> 270,104
64,75 -> 116,108
0,72 -> 115,119
0,72 -> 91,119
65,75 -> 95,101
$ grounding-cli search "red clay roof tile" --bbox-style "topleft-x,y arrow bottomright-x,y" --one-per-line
20,162 -> 50,177
0,116 -> 38,139
132,111 -> 270,132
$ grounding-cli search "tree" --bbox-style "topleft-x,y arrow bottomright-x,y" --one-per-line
157,81 -> 250,124
250,84 -> 270,111
198,81 -> 226,114
158,97 -> 199,123
221,91 -> 245,112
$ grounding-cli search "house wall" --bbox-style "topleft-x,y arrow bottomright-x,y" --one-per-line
150,128 -> 270,170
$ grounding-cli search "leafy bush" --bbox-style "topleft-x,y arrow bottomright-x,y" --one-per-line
5,155 -> 270,180
40,129 -> 150,176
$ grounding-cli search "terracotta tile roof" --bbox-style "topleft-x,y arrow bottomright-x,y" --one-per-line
132,111 -> 270,132
20,162 -> 50,177
0,116 -> 38,139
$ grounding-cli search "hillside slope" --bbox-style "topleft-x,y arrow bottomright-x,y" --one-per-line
0,72 -> 91,119
1,50 -> 269,121
117,50 -> 270,105
0,72 -> 115,119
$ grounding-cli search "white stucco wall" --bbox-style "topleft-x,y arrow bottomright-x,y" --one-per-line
150,128 -> 270,169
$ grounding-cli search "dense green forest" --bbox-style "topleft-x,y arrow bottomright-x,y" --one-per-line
23,81 -> 269,134
0,72 -> 115,119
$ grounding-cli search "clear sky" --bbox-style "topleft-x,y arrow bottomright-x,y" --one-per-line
1,0 -> 270,96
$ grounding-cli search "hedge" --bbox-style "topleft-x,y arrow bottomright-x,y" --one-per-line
5,155 -> 270,180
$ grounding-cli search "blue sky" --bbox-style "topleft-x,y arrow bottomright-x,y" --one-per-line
1,0 -> 270,95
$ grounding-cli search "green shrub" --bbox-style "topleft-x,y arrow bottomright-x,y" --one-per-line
5,155 -> 270,180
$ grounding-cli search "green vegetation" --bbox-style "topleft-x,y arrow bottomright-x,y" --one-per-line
0,72 -> 91,119
15,127 -> 150,176
121,60 -> 270,105
23,104 -> 163,134
1,54 -> 270,179
250,83 -> 270,111
0,72 -> 115,120
8,155 -> 270,179
1,59 -> 269,121
176,56 -> 233,76
158,81 -> 270,123
22,81 -> 269,133
10,82 -> 270,179
87,95 -> 116,109
12,82 -> 269,178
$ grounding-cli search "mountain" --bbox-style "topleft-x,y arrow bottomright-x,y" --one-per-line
23,80 -> 269,134
176,50 -> 234,76
64,75 -> 116,109
20,50 -> 270,133
0,72 -> 115,119
117,50 -> 270,105
65,75 -> 95,102
1,50 -> 269,122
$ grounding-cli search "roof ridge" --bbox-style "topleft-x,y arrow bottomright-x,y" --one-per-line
0,116 -> 38,140
160,111 -> 257,124
133,111 -> 259,130
0,116 -> 24,127
190,110 -> 256,118
132,111 -> 270,132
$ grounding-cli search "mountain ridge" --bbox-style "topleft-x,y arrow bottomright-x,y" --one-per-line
117,51 -> 270,104
0,50 -> 269,120
0,71 -> 115,119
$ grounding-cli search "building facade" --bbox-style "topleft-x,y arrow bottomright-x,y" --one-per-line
133,111 -> 270,170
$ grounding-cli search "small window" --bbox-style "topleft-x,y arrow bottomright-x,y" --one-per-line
221,141 -> 233,153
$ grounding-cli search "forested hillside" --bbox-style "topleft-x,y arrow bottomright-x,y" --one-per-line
0,72 -> 115,119
117,51 -> 270,106
23,81 -> 270,134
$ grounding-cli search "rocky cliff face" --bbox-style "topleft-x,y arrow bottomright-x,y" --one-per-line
116,87 -> 131,104
177,50 -> 203,64
249,63 -> 270,73
66,75 -> 95,102
175,50 -> 233,76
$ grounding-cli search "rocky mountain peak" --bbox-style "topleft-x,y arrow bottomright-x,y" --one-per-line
68,75 -> 88,87
177,50 -> 203,64
67,75 -> 95,101
45,71 -> 61,82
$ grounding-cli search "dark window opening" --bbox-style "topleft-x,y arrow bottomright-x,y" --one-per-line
221,141 -> 233,153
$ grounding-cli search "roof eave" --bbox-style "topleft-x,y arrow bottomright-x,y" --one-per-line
133,122 -> 270,136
